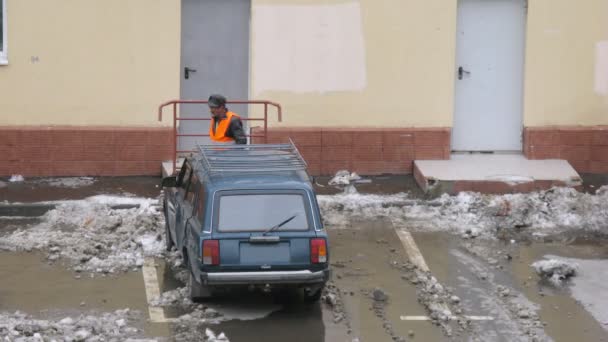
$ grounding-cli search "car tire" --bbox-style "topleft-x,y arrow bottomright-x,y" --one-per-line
189,270 -> 212,302
303,286 -> 323,303
164,218 -> 174,252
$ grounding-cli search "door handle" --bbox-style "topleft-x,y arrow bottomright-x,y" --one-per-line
458,66 -> 471,80
184,67 -> 197,79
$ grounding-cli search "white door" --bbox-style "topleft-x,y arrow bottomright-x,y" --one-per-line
452,0 -> 526,152
179,0 -> 250,152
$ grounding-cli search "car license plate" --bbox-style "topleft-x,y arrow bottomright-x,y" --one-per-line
239,242 -> 290,264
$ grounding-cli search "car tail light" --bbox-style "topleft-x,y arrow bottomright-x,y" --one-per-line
310,238 -> 327,264
202,240 -> 219,265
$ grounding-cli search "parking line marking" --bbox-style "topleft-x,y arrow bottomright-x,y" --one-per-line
400,315 -> 494,321
395,229 -> 430,273
395,229 -> 495,324
395,228 -> 453,314
142,258 -> 173,323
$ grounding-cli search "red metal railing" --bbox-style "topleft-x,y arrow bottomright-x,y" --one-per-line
158,100 -> 282,174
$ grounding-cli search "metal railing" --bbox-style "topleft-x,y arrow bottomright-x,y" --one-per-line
158,99 -> 282,174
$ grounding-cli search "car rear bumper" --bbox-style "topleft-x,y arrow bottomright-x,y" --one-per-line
202,269 -> 330,285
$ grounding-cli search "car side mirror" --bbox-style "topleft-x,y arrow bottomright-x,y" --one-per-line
161,176 -> 177,187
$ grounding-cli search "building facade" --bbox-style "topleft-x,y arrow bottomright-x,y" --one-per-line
1,0 -> 607,176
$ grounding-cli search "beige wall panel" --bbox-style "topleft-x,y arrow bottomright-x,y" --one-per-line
524,0 -> 608,126
0,0 -> 180,126
251,0 -> 457,127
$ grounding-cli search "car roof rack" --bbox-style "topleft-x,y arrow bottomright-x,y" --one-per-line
196,140 -> 308,173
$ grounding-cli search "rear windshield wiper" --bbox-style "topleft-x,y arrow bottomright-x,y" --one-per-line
263,214 -> 298,235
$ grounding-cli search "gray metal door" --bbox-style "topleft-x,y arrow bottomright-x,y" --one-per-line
452,0 -> 526,152
180,0 -> 250,152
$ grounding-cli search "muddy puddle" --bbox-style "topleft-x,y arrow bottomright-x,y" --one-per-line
511,241 -> 608,341
0,251 -> 170,338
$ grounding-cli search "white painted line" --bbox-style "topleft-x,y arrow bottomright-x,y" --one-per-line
400,316 -> 432,321
395,229 -> 495,324
395,229 -> 430,272
400,315 -> 494,321
142,258 -> 174,323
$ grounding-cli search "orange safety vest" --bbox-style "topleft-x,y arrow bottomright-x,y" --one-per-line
209,111 -> 240,143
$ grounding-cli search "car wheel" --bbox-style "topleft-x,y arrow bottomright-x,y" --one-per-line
164,218 -> 174,252
189,270 -> 212,302
303,286 -> 323,303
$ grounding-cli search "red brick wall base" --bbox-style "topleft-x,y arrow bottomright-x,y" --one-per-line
523,126 -> 608,174
0,126 -> 173,177
251,127 -> 451,176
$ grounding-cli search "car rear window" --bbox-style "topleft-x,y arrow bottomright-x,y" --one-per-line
217,194 -> 310,232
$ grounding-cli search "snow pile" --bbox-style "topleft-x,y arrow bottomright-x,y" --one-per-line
318,186 -> 608,237
327,170 -> 365,195
532,258 -> 578,286
0,196 -> 164,273
9,175 -> 24,182
328,170 -> 362,186
151,287 -> 192,308
205,328 -> 229,341
0,309 -> 149,341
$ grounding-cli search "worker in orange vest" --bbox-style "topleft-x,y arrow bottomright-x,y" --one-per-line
208,94 -> 247,144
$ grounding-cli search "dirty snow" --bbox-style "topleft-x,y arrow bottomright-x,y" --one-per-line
0,309 -> 231,341
34,177 -> 97,188
9,175 -> 24,182
532,258 -> 578,286
0,309 -> 149,341
0,195 -> 164,273
328,170 -> 362,186
318,186 -> 608,238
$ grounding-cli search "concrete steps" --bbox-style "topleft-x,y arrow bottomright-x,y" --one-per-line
414,154 -> 582,195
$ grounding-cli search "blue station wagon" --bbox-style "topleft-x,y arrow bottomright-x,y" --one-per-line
162,143 -> 330,302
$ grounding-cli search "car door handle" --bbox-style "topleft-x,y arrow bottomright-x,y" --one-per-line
184,67 -> 197,79
458,66 -> 471,80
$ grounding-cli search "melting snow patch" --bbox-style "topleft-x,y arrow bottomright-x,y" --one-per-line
9,175 -> 24,182
532,258 -> 578,286
0,309 -> 147,340
205,328 -> 229,341
328,170 -> 362,186
0,196 -> 164,273
35,177 -> 97,188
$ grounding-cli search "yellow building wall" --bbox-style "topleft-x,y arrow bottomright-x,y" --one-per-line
0,0 -> 180,126
524,0 -> 608,126
1,0 -> 605,129
250,0 -> 458,127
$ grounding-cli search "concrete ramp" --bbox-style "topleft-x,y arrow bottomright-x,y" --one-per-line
414,154 -> 582,195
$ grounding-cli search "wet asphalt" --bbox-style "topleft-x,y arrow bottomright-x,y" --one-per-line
1,175 -> 608,341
